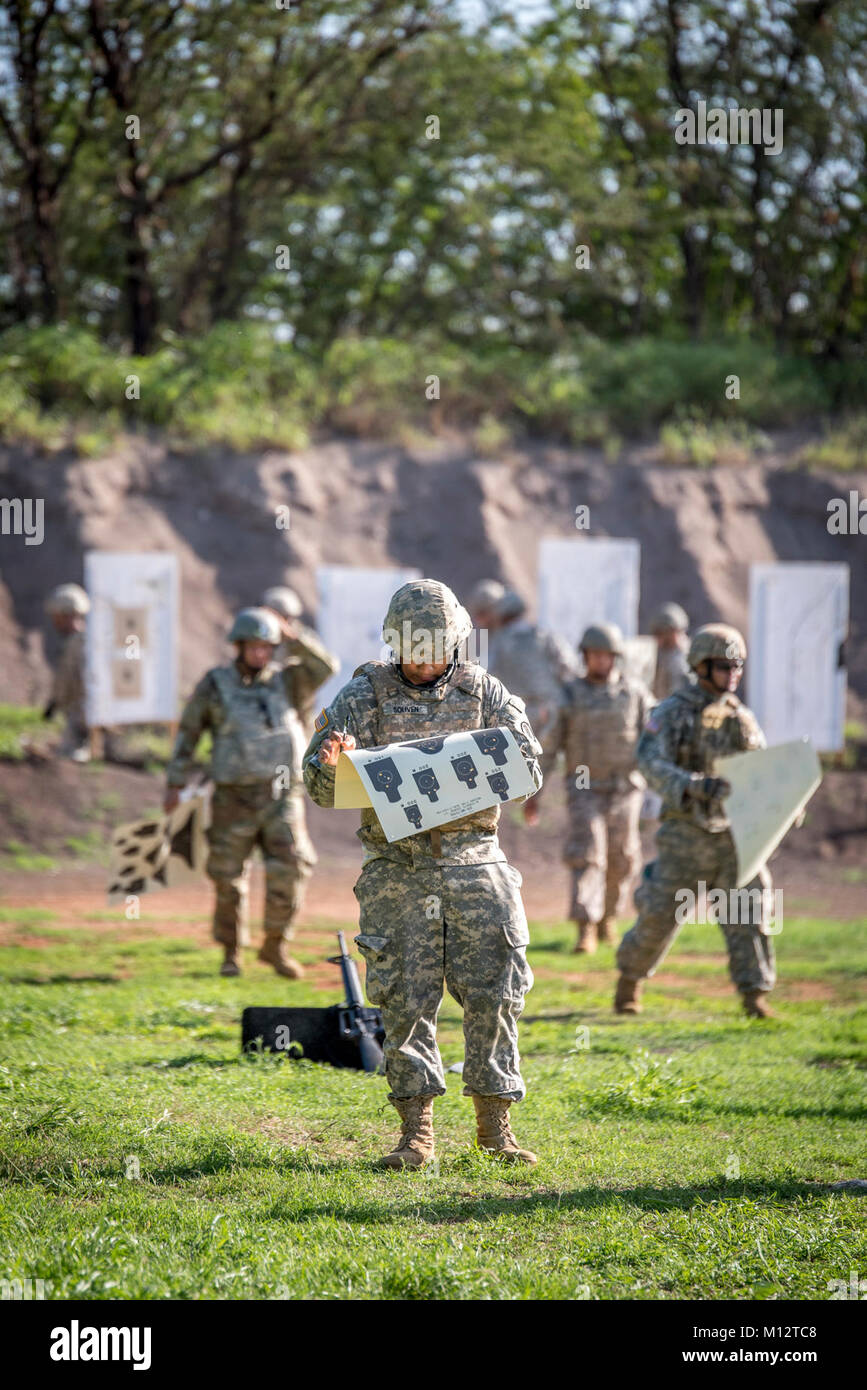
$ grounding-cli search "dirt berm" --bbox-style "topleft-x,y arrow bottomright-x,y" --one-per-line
0,435 -> 864,717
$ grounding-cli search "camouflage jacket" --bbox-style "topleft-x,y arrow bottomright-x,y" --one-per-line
303,659 -> 542,865
638,682 -> 765,831
277,624 -> 339,735
653,641 -> 690,701
50,630 -> 85,716
552,672 -> 655,791
166,660 -> 304,788
486,620 -> 579,724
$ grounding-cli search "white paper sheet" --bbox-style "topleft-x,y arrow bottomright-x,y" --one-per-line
748,563 -> 848,752
715,739 -> 822,887
315,565 -> 422,711
84,552 -> 179,725
538,537 -> 640,647
336,727 -> 535,842
622,635 -> 657,688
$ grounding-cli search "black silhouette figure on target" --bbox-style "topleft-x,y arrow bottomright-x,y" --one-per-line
404,737 -> 445,755
471,728 -> 510,765
412,766 -> 440,802
403,802 -> 423,829
366,755 -> 404,803
451,753 -> 479,789
487,770 -> 510,801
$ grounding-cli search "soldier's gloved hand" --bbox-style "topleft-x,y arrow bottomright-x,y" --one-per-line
697,776 -> 732,801
43,702 -> 56,721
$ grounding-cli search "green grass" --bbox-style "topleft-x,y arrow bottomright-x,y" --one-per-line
0,912 -> 864,1301
0,704 -> 52,761
3,840 -> 55,872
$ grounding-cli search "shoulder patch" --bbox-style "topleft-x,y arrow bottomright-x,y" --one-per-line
314,709 -> 329,733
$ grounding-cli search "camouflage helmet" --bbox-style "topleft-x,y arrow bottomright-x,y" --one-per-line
228,606 -> 282,645
688,623 -> 747,670
261,585 -> 302,619
45,583 -> 90,617
580,621 -> 624,655
650,602 -> 689,635
493,588 -> 527,622
382,579 -> 472,662
467,578 -> 505,614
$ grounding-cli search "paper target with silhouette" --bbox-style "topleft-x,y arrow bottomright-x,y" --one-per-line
334,726 -> 535,842
107,793 -> 209,901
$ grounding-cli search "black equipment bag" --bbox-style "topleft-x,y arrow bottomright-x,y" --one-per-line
241,1004 -> 385,1070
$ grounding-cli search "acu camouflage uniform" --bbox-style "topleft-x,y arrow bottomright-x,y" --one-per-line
277,625 -> 339,737
550,671 -> 655,926
49,629 -> 88,757
653,641 -> 690,702
303,659 -> 542,1103
167,655 -> 325,949
616,682 -> 776,995
486,620 -> 579,780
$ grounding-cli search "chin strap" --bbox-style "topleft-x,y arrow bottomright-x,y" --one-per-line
396,651 -> 458,690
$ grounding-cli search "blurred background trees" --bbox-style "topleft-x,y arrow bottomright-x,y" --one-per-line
0,0 -> 864,440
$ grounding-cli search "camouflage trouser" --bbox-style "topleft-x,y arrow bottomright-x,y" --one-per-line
564,783 -> 643,925
353,855 -> 533,1101
206,782 -> 316,947
57,702 -> 89,758
616,819 -> 776,995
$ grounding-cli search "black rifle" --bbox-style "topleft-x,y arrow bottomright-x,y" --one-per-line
328,932 -> 384,1074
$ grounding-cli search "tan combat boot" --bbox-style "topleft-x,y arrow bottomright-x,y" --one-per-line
614,973 -> 643,1014
380,1095 -> 436,1170
573,921 -> 598,954
742,991 -> 774,1019
219,928 -> 241,977
257,936 -> 305,979
472,1095 -> 537,1165
598,916 -> 619,946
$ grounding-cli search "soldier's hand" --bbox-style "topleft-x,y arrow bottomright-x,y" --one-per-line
163,789 -> 181,815
523,799 -> 540,827
698,776 -> 732,801
318,732 -> 357,766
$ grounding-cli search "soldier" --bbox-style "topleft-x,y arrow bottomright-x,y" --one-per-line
163,607 -> 315,979
303,579 -> 542,1170
650,602 -> 690,702
614,624 -> 776,1019
44,583 -> 90,762
548,623 -> 655,953
259,585 -> 338,737
481,587 -> 580,823
466,578 -> 506,635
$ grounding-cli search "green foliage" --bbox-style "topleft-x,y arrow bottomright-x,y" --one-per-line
0,326 -> 862,452
660,411 -> 772,468
1,1 -> 865,367
798,417 -> 867,472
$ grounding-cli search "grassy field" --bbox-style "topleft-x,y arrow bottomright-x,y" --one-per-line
0,909 -> 864,1302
